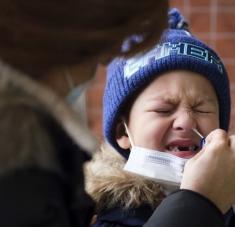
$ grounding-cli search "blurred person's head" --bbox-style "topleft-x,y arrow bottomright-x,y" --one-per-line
0,3 -> 169,223
0,62 -> 96,226
0,0 -> 168,80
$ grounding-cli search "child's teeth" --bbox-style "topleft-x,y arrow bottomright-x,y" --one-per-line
189,146 -> 194,151
169,146 -> 179,151
168,145 -> 196,152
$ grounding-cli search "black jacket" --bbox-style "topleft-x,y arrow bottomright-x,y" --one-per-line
144,189 -> 235,227
0,168 -> 94,227
92,205 -> 154,227
1,172 -> 235,227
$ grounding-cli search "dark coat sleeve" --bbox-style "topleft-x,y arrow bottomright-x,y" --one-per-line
0,168 -> 72,227
144,189 -> 226,227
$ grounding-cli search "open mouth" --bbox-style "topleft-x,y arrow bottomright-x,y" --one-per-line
166,145 -> 199,152
166,144 -> 199,158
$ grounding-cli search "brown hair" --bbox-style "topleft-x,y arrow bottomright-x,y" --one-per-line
0,0 -> 168,77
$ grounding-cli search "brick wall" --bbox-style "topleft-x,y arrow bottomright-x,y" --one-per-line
86,64 -> 106,141
86,0 -> 235,140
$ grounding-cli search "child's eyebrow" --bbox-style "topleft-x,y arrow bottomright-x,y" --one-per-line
148,95 -> 179,104
191,98 -> 217,106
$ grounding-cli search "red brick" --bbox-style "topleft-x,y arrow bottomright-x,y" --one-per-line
87,108 -> 102,123
230,114 -> 235,134
230,90 -> 235,113
217,11 -> 235,33
216,38 -> 235,59
230,87 -> 235,99
170,0 -> 185,9
229,103 -> 235,133
86,65 -> 106,140
229,121 -> 235,134
189,12 -> 211,33
91,125 -> 103,141
202,38 -> 214,47
218,0 -> 235,7
92,64 -> 107,85
88,79 -> 105,91
87,111 -> 103,140
86,87 -> 104,110
190,0 -> 211,7
225,64 -> 235,83
229,83 -> 235,131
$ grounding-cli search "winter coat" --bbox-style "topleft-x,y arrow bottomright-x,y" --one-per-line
145,189 -> 235,227
85,143 -> 165,226
0,60 -> 97,226
85,143 -> 235,227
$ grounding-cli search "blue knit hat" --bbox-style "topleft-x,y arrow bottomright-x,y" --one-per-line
103,8 -> 231,158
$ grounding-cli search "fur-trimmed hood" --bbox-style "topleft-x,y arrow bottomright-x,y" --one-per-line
85,143 -> 165,212
0,60 -> 98,156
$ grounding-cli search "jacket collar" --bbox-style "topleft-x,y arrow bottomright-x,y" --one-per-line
96,204 -> 154,226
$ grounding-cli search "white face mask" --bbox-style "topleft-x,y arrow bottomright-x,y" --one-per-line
123,123 -> 190,192
124,145 -> 189,186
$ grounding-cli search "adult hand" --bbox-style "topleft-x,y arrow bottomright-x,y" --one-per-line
181,129 -> 235,213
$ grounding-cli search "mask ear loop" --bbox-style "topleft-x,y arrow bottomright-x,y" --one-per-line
123,121 -> 135,148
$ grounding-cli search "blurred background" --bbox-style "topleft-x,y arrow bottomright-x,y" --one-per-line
40,0 -> 235,141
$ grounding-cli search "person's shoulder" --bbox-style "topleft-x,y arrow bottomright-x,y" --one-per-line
226,207 -> 235,227
144,190 -> 226,227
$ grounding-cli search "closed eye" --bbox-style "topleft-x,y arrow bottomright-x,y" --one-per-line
194,109 -> 213,114
191,101 -> 216,114
154,109 -> 174,115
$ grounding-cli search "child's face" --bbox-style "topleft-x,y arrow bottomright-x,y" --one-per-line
117,70 -> 219,158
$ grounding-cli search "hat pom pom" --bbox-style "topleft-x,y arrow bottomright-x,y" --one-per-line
121,35 -> 144,53
168,8 -> 189,30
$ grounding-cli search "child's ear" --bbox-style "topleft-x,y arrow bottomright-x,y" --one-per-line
115,121 -> 131,149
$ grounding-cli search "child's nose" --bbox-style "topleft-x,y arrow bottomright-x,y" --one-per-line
172,110 -> 196,132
